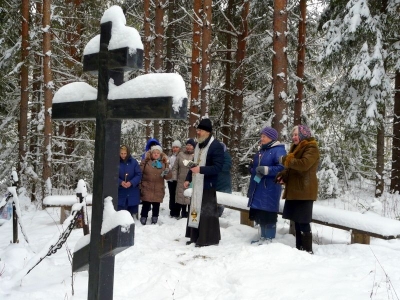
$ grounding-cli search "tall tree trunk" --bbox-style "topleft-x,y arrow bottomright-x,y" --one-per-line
189,0 -> 202,137
165,0 -> 176,74
293,0 -> 306,126
154,0 -> 165,73
42,0 -> 53,199
153,0 -> 165,141
163,0 -> 176,152
391,71 -> 400,193
231,0 -> 249,192
19,0 -> 30,180
271,0 -> 288,137
64,0 -> 82,157
144,0 -> 152,139
30,1 -> 43,202
200,0 -> 212,116
222,0 -> 234,146
144,0 -> 151,74
375,116 -> 385,197
375,0 -> 388,197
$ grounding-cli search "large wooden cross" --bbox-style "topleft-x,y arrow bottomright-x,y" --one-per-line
52,7 -> 187,300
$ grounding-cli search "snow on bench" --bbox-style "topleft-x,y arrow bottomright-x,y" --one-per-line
184,189 -> 400,244
43,194 -> 92,224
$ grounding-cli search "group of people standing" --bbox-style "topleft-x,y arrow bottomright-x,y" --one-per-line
117,117 -> 319,253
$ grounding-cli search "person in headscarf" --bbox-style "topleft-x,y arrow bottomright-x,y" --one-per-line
167,140 -> 182,218
247,127 -> 286,244
184,118 -> 224,247
276,124 -> 320,254
172,139 -> 196,218
118,145 -> 142,218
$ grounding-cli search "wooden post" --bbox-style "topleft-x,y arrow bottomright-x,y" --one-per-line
240,211 -> 254,227
351,231 -> 370,244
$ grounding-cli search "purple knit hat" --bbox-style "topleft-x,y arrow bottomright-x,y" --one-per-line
298,125 -> 312,141
260,126 -> 278,141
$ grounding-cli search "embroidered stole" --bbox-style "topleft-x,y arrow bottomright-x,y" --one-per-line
188,136 -> 214,228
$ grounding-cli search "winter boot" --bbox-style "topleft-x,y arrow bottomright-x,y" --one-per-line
140,217 -> 147,225
264,223 -> 276,240
251,225 -> 262,244
295,230 -> 303,250
151,216 -> 158,224
301,232 -> 314,254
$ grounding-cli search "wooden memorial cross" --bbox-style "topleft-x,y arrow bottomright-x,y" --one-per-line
52,6 -> 187,300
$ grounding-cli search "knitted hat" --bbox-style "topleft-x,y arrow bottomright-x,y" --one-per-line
260,126 -> 278,141
172,140 -> 182,148
150,145 -> 162,153
197,118 -> 212,132
186,138 -> 196,148
298,125 -> 312,141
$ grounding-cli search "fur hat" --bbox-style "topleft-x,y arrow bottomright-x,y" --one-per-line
186,138 -> 196,148
260,126 -> 278,141
172,140 -> 182,148
150,145 -> 163,153
298,125 -> 312,141
197,118 -> 212,132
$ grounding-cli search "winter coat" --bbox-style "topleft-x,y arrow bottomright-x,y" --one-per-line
185,137 -> 224,190
172,150 -> 194,205
247,142 -> 286,212
118,156 -> 142,207
279,138 -> 320,201
216,151 -> 232,193
140,151 -> 172,203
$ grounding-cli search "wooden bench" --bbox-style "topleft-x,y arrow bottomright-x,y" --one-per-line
184,189 -> 400,245
43,194 -> 92,224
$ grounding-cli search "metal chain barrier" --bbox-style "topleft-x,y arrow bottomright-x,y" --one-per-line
27,209 -> 81,274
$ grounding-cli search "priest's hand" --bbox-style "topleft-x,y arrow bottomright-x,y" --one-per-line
190,166 -> 200,174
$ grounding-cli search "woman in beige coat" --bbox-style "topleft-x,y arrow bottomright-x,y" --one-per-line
276,124 -> 320,253
140,145 -> 172,225
172,139 -> 196,218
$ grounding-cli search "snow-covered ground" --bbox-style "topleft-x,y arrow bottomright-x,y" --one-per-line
1,183 -> 400,300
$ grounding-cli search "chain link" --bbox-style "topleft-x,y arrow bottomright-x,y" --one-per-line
27,209 -> 82,274
46,210 -> 81,256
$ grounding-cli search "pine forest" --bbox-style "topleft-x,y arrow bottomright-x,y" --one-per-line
0,0 -> 399,212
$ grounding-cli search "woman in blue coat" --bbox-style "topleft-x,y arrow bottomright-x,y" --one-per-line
247,127 -> 286,243
118,145 -> 142,217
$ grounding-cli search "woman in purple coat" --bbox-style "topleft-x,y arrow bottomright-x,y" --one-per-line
118,145 -> 142,218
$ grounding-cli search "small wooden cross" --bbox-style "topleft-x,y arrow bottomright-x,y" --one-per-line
52,6 -> 187,300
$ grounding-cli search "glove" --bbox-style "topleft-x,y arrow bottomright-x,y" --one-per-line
161,168 -> 170,177
256,166 -> 268,177
275,170 -> 288,184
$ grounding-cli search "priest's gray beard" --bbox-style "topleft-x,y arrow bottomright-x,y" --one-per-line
197,134 -> 210,144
